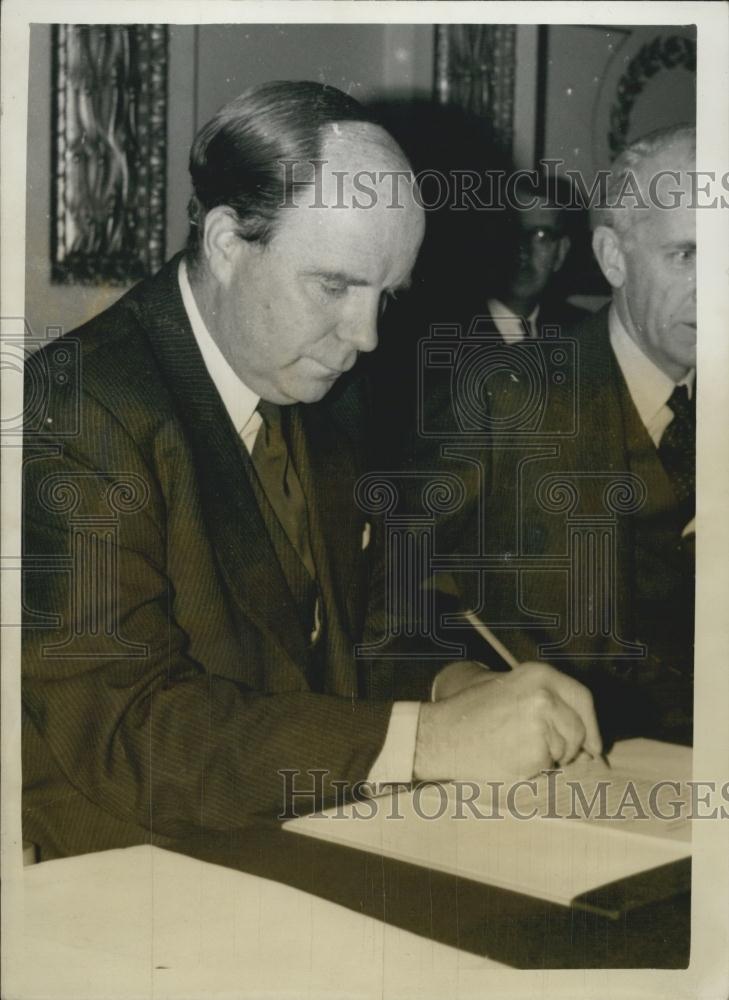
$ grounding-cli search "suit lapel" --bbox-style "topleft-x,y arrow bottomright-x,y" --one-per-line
572,308 -> 659,650
301,380 -> 364,599
579,309 -> 679,510
609,353 -> 680,515
531,308 -> 636,651
290,382 -> 364,695
131,257 -> 310,675
573,308 -> 629,475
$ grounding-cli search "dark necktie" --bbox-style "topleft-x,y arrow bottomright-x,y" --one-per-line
251,400 -> 317,581
658,384 -> 695,514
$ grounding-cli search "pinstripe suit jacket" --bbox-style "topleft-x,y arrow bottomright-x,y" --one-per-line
22,256 -> 429,859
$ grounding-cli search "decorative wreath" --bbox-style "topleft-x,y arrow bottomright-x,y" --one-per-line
608,34 -> 696,159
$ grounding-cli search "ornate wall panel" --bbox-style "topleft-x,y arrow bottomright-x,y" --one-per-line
434,24 -> 516,153
51,24 -> 168,285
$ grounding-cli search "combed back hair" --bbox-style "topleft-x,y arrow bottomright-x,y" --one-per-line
591,122 -> 696,233
186,80 -> 382,262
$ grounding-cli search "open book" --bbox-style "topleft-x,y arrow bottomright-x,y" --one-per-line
284,740 -> 691,910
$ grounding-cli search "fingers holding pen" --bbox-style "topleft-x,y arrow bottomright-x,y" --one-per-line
414,660 -> 603,783
514,662 -> 602,761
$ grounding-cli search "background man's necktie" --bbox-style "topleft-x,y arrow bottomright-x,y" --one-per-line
252,399 -> 317,581
658,384 -> 696,515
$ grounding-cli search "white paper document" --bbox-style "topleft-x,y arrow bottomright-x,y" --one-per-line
284,740 -> 692,907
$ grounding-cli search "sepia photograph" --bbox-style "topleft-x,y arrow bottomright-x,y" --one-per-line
2,2 -> 728,997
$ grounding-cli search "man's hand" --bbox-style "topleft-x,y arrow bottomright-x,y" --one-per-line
431,660 -> 494,701
413,662 -> 602,783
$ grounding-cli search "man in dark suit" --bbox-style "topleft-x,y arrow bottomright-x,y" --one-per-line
481,173 -> 587,344
468,124 -> 696,744
22,82 -> 600,861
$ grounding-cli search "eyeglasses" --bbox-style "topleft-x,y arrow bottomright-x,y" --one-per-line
516,226 -> 564,250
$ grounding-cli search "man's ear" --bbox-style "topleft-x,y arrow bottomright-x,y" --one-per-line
202,206 -> 248,284
552,235 -> 571,273
592,225 -> 626,289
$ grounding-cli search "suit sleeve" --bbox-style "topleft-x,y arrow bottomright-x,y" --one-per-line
22,389 -> 392,841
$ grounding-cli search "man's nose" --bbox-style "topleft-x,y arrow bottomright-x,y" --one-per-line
339,308 -> 379,354
516,240 -> 534,264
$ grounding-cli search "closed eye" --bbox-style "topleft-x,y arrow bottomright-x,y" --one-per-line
319,278 -> 349,298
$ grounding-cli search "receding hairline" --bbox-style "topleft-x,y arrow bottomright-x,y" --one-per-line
317,120 -> 412,173
592,124 -> 696,234
624,134 -> 695,187
294,121 -> 421,212
185,113 -> 419,277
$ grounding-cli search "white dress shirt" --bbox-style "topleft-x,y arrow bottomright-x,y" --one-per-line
487,297 -> 539,343
609,305 -> 696,538
178,258 -> 262,453
178,259 -> 419,786
608,305 -> 695,449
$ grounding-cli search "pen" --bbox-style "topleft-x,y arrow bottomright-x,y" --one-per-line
462,609 -> 519,669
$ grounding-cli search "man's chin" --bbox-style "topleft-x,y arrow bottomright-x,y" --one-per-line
669,352 -> 696,378
673,331 -> 696,370
289,375 -> 341,405
508,278 -> 540,300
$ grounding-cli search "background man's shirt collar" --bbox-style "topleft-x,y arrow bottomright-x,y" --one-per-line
488,297 -> 539,343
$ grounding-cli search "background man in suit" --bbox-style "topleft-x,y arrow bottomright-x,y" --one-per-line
483,174 -> 587,343
472,124 -> 696,744
23,82 -> 600,861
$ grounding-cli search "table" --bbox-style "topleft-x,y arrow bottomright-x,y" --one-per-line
12,842 -> 504,999
5,741 -> 692,997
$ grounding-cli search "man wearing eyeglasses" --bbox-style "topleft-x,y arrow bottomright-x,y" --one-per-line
485,174 -> 587,343
474,124 -> 696,746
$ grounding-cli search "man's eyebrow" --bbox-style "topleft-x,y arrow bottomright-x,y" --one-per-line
662,240 -> 696,251
301,269 -> 371,286
302,269 -> 414,294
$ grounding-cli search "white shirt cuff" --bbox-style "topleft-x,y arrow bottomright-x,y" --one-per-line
366,701 -> 421,785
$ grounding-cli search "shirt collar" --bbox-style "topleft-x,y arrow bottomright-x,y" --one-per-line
178,258 -> 259,436
608,304 -> 695,428
488,298 -> 540,344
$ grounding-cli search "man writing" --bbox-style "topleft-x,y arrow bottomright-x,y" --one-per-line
23,82 -> 600,860
476,124 -> 696,743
